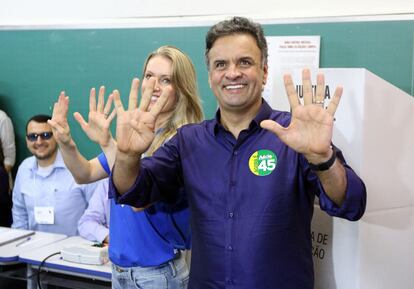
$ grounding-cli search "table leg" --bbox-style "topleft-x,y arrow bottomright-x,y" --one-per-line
26,264 -> 37,289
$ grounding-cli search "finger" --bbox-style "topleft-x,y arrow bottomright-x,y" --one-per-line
139,78 -> 154,111
302,68 -> 313,105
326,86 -> 343,116
48,119 -> 65,132
314,73 -> 325,105
260,120 -> 286,137
103,93 -> 114,116
107,109 -> 117,123
97,86 -> 106,112
57,91 -> 67,106
89,87 -> 97,112
56,92 -> 69,119
47,119 -> 66,139
113,90 -> 125,114
47,119 -> 58,130
73,112 -> 89,131
61,94 -> 69,117
51,101 -> 59,119
149,86 -> 170,117
283,74 -> 300,109
128,78 -> 140,110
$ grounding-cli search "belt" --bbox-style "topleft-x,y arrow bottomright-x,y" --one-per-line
113,250 -> 182,273
114,265 -> 126,273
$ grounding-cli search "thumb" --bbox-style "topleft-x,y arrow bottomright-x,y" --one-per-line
73,112 -> 88,131
47,119 -> 59,131
260,120 -> 285,137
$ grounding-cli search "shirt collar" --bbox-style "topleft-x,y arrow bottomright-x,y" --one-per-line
211,98 -> 273,135
28,149 -> 66,172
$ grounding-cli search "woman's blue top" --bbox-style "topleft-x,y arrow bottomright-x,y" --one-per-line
98,152 -> 190,267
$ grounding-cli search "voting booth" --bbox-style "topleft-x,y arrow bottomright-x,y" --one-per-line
269,68 -> 414,289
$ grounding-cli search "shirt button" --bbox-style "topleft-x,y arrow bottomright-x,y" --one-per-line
227,245 -> 233,251
228,212 -> 234,218
226,279 -> 234,285
233,150 -> 238,155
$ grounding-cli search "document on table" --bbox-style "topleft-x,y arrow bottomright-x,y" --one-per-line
0,227 -> 35,246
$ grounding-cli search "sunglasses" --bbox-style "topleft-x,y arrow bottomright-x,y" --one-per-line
26,132 -> 53,142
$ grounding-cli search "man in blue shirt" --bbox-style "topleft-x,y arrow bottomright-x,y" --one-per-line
12,114 -> 104,236
109,17 -> 367,289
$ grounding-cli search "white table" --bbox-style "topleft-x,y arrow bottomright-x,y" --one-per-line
0,227 -> 67,288
19,236 -> 111,288
0,227 -> 67,265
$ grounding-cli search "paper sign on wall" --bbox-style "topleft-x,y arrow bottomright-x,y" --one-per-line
263,35 -> 320,110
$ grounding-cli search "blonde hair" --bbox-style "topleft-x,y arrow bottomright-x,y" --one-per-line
143,45 -> 204,155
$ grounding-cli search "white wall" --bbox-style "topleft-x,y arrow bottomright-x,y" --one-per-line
1,0 -> 414,28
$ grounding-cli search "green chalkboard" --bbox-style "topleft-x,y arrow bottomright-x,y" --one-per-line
1,20 -> 413,168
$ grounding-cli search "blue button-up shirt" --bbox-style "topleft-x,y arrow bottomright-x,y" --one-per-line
110,100 -> 366,289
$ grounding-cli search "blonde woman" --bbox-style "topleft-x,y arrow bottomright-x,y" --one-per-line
49,46 -> 203,289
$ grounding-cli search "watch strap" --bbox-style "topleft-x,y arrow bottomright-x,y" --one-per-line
308,147 -> 336,171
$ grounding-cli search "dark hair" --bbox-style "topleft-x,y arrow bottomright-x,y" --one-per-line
26,114 -> 51,131
205,16 -> 268,68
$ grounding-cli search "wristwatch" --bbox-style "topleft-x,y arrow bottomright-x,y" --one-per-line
308,146 -> 337,171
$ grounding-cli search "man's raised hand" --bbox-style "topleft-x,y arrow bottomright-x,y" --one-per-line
261,69 -> 342,164
48,91 -> 72,145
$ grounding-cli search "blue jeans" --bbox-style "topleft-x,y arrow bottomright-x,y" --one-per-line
111,252 -> 189,289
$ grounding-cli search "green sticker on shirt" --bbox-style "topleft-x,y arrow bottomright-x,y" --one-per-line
249,149 -> 277,176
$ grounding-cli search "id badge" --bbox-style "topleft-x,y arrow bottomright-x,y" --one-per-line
34,206 -> 55,224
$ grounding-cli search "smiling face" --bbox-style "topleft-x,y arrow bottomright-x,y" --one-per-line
141,55 -> 177,114
26,121 -> 58,165
207,33 -> 268,115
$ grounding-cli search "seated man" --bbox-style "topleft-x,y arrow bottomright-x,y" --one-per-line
78,180 -> 110,244
12,114 -> 105,236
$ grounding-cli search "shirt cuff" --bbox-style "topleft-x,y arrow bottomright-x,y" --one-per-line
94,227 -> 109,244
108,167 -> 149,207
318,167 -> 367,221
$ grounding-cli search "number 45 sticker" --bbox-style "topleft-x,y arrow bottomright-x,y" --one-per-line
249,150 -> 278,176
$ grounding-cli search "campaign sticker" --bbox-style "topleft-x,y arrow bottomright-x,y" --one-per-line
248,149 -> 277,176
